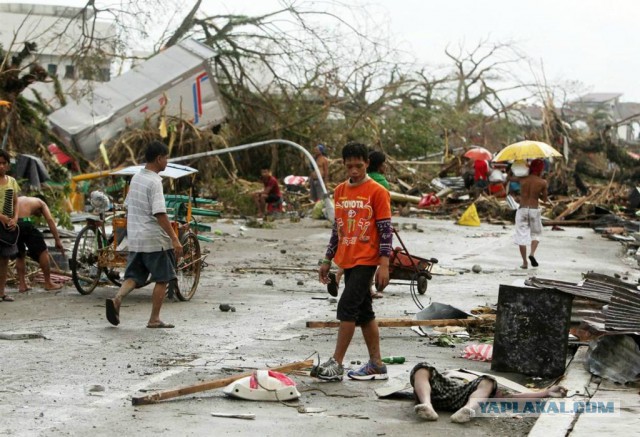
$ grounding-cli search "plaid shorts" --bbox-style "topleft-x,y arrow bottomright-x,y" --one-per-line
410,362 -> 497,411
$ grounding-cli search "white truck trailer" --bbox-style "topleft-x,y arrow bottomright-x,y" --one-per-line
48,38 -> 227,160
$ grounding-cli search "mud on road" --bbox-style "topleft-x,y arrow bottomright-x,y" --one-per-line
0,217 -> 634,436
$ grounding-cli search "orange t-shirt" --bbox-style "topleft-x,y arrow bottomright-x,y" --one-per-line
333,178 -> 391,269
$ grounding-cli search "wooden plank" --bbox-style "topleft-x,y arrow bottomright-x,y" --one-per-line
542,219 -> 593,227
528,346 -> 595,437
131,359 -> 313,405
306,317 -> 494,328
389,191 -> 422,204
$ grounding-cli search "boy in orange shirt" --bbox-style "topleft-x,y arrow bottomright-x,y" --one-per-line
316,142 -> 393,381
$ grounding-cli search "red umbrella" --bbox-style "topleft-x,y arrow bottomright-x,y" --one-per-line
463,146 -> 493,161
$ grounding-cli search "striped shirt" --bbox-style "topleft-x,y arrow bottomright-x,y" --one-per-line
125,168 -> 169,252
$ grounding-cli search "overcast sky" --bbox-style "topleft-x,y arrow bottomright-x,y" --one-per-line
212,0 -> 640,102
4,0 -> 640,101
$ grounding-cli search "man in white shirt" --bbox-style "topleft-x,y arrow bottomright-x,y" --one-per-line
105,141 -> 183,328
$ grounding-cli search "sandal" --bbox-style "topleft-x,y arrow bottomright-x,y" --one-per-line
1,295 -> 15,302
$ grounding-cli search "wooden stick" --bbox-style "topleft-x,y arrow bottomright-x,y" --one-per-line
232,266 -> 318,273
306,318 -> 494,328
542,219 -> 593,227
131,359 -> 313,405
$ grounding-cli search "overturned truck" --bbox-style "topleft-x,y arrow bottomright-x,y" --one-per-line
48,38 -> 227,160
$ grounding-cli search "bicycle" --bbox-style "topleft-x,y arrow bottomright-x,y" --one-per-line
69,164 -> 204,301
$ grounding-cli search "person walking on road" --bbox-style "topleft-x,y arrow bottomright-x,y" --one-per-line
316,142 -> 393,381
105,141 -> 183,328
329,150 -> 390,299
14,196 -> 65,292
514,159 -> 550,269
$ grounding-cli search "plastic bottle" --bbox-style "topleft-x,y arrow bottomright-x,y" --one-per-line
381,356 -> 405,364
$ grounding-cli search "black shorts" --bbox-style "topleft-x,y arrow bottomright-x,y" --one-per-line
124,250 -> 176,286
336,265 -> 377,324
266,194 -> 281,204
14,221 -> 47,261
410,363 -> 497,411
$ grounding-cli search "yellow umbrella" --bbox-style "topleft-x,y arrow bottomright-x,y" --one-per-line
493,140 -> 563,162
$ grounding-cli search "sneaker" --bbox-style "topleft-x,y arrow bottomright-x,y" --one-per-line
316,357 -> 344,381
347,360 -> 388,381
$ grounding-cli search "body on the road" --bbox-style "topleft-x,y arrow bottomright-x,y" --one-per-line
105,141 -> 183,329
411,362 -> 567,423
316,142 -> 393,382
514,159 -> 549,269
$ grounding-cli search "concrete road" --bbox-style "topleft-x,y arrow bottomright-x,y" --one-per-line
0,217 -> 635,436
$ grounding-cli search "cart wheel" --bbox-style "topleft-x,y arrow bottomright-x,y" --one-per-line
175,231 -> 202,301
71,225 -> 102,295
417,274 -> 428,295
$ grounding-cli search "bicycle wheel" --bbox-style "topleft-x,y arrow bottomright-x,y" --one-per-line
174,231 -> 202,301
70,225 -> 103,295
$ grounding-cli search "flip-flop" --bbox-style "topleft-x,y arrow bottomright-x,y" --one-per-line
0,295 -> 15,302
105,299 -> 120,326
327,272 -> 338,297
528,255 -> 539,267
147,321 -> 175,329
371,292 -> 384,299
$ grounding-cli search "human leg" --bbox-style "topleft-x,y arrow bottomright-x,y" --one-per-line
317,266 -> 375,381
361,319 -> 383,367
253,192 -> 266,217
15,256 -> 30,292
0,241 -> 18,300
39,250 -> 62,290
450,378 -> 496,423
412,368 -> 439,420
332,321 -> 356,363
347,318 -> 388,380
147,281 -> 173,328
0,256 -> 13,301
519,245 -> 528,269
315,321 -> 355,381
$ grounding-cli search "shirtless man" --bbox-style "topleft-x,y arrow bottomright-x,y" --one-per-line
514,159 -> 550,269
14,196 -> 65,292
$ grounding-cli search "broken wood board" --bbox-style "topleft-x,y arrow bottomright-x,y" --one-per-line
528,346 -> 595,437
210,413 -> 255,420
430,264 -> 458,276
306,318 -> 492,328
0,332 -> 46,340
375,382 -> 412,398
455,369 -> 533,393
132,359 -> 313,405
